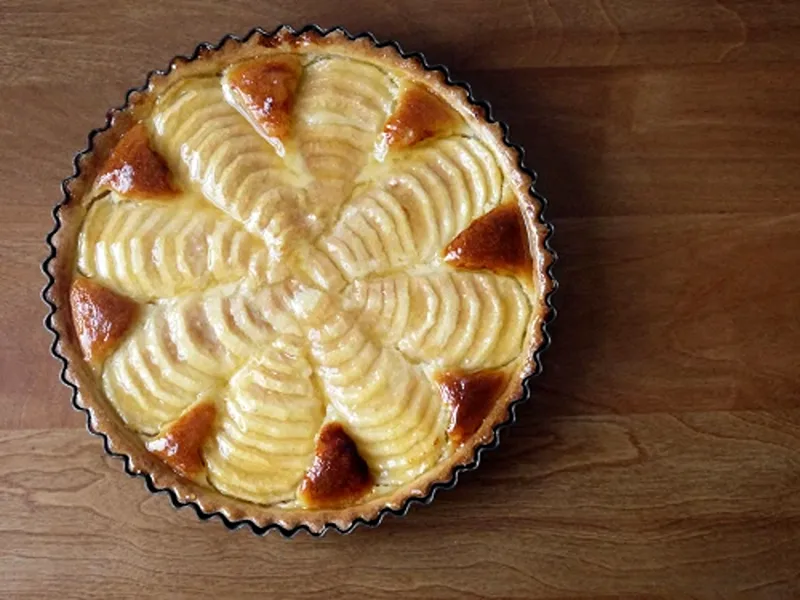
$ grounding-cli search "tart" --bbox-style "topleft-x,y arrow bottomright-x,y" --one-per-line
44,26 -> 555,534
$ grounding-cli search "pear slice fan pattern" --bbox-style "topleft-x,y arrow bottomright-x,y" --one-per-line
70,52 -> 541,510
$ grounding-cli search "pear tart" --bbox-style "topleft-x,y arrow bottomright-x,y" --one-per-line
45,27 -> 555,533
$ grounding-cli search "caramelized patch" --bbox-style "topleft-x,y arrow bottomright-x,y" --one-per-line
226,55 -> 302,150
69,277 -> 139,365
382,84 -> 460,150
436,369 -> 508,444
443,202 -> 532,277
298,423 -> 373,509
147,402 -> 217,479
96,123 -> 178,197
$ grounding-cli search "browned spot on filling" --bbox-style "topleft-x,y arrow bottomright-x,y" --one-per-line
226,55 -> 302,144
443,202 -> 533,277
96,123 -> 178,198
70,277 -> 139,365
298,423 -> 373,509
436,369 -> 508,444
382,84 -> 460,150
147,402 -> 217,479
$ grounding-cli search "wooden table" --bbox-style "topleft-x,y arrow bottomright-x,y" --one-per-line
2,1 -> 799,597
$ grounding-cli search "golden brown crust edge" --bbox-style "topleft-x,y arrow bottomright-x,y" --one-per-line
44,26 -> 556,536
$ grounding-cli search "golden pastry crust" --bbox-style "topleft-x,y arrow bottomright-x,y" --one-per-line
95,123 -> 178,197
443,202 -> 534,279
147,401 -> 217,480
381,83 -> 460,150
435,369 -> 509,445
225,55 -> 302,148
69,277 -> 140,365
298,423 -> 374,509
45,27 -> 555,535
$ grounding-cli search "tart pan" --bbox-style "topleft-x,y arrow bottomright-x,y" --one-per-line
42,24 -> 558,536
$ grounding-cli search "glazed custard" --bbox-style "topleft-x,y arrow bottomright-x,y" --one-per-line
67,45 -> 547,512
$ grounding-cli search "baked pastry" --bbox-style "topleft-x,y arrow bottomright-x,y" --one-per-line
44,27 -> 555,534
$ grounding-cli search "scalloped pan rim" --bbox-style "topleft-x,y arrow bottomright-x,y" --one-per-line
41,23 -> 559,538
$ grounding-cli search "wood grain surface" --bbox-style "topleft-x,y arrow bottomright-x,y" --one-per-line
1,1 -> 799,597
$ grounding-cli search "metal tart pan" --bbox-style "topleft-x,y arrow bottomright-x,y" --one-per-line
42,24 -> 558,537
